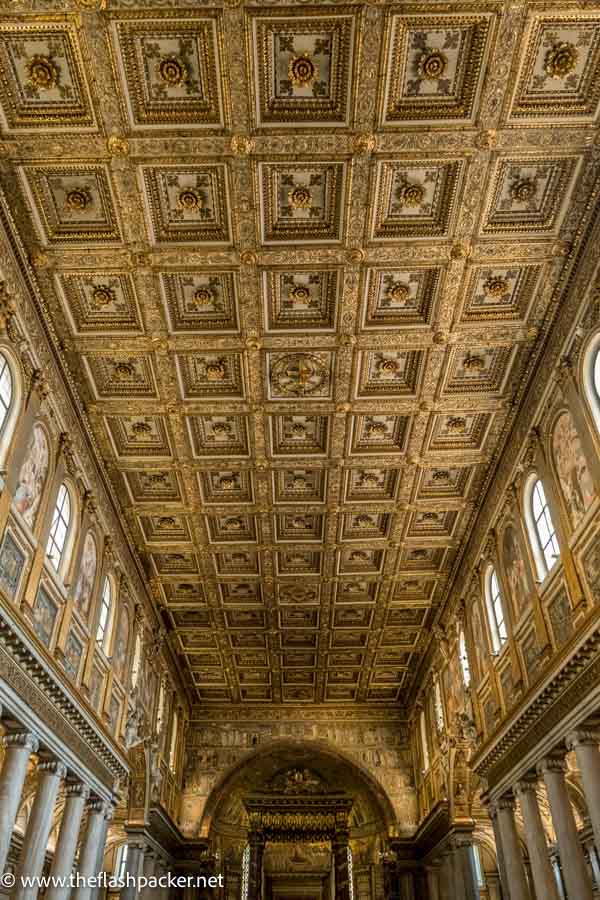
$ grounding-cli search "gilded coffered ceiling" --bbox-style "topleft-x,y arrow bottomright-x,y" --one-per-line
1,0 -> 600,707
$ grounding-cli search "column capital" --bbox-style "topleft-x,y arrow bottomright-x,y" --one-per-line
65,782 -> 90,799
514,775 -> 539,797
538,754 -> 567,776
38,759 -> 68,779
496,793 -> 517,812
2,731 -> 39,752
565,729 -> 600,751
86,797 -> 109,815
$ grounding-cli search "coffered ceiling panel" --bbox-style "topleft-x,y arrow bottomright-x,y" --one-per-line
3,0 -> 599,709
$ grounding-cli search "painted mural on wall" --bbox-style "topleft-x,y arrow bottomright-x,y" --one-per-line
470,596 -> 486,677
0,531 -> 26,600
179,719 -> 416,839
552,411 -> 595,528
14,425 -> 49,530
73,531 -> 97,620
30,585 -> 59,647
502,524 -> 530,617
63,629 -> 84,680
113,604 -> 130,682
581,539 -> 600,603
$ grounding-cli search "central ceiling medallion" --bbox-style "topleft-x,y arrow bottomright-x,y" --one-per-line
376,358 -> 399,377
158,56 -> 188,86
192,287 -> 213,307
113,361 -> 135,380
355,514 -> 373,528
510,178 -> 536,204
289,284 -> 312,305
157,516 -> 176,529
447,416 -> 467,434
292,474 -> 307,488
212,422 -> 231,435
366,421 -> 387,437
463,355 -> 485,372
205,360 -> 227,381
483,276 -> 510,298
149,472 -> 167,484
288,186 -> 312,209
271,354 -> 329,397
219,475 -> 236,490
416,48 -> 448,81
223,517 -> 243,531
432,469 -> 450,482
177,188 -> 203,211
66,188 -> 92,211
389,282 -> 410,303
132,421 -> 152,436
26,55 -> 59,91
292,516 -> 307,529
288,53 -> 318,88
396,181 -> 425,208
91,285 -> 116,308
360,472 -> 380,487
291,422 -> 307,436
544,42 -> 578,79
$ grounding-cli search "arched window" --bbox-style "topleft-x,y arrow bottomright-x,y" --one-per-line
131,632 -> 142,689
96,577 -> 113,653
0,353 -> 13,434
169,709 -> 179,773
419,709 -> 430,771
46,483 -> 71,572
485,567 -> 507,653
434,679 -> 444,731
526,476 -> 560,580
240,844 -> 250,900
156,681 -> 166,735
459,629 -> 471,686
583,332 -> 600,433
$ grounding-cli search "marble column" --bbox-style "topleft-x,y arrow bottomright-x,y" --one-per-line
0,732 -> 39,876
487,803 -> 509,900
247,831 -> 264,900
141,849 -> 156,900
12,759 -> 67,900
426,864 -> 440,900
119,842 -> 145,900
438,851 -> 453,900
46,783 -> 90,900
539,755 -> 594,900
566,730 -> 600,860
486,873 -> 502,900
332,829 -> 351,900
454,840 -> 479,900
71,799 -> 109,900
515,777 -> 560,900
89,803 -> 112,900
451,843 -> 467,900
495,794 -> 531,900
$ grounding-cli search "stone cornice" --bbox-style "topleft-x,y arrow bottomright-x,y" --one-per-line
0,601 -> 129,791
190,703 -> 409,725
471,607 -> 600,794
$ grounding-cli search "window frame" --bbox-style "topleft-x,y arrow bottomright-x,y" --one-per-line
96,575 -> 114,654
168,708 -> 179,774
433,679 -> 445,732
583,330 -> 600,436
485,565 -> 508,654
419,708 -> 430,772
0,349 -> 20,469
459,629 -> 471,687
46,482 -> 73,574
524,474 -> 561,581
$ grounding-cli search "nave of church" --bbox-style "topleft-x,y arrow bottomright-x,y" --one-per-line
1,0 -> 600,897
